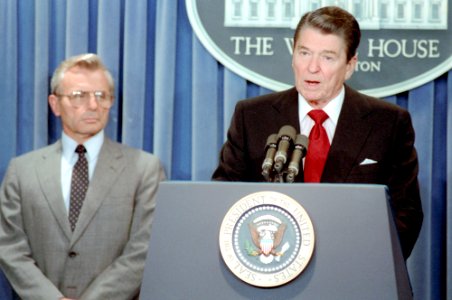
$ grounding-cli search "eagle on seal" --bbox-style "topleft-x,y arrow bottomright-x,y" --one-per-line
248,222 -> 287,256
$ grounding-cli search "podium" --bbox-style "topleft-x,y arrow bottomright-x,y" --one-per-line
140,182 -> 412,300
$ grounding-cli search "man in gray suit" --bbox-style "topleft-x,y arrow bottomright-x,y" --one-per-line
0,53 -> 165,299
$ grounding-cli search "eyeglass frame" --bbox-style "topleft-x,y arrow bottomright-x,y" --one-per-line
54,90 -> 114,108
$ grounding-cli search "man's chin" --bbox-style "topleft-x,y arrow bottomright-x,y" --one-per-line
80,125 -> 104,135
301,91 -> 322,102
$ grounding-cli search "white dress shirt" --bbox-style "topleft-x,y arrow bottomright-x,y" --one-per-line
298,85 -> 345,144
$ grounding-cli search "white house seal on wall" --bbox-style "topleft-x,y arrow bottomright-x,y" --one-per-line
187,0 -> 451,97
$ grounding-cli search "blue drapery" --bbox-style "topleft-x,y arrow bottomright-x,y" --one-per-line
0,1 -> 450,299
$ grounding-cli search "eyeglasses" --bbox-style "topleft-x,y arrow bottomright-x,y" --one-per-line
55,90 -> 113,108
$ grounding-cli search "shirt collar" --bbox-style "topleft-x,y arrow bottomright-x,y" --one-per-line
62,130 -> 104,163
298,85 -> 345,125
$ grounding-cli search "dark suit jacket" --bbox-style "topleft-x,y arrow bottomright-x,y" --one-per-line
212,85 -> 423,259
0,137 -> 165,300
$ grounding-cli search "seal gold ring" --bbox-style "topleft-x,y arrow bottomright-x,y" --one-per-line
219,191 -> 315,287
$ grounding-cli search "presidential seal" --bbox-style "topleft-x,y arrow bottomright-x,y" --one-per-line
219,191 -> 315,287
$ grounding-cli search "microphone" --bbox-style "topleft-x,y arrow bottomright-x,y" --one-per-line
261,134 -> 278,181
274,125 -> 297,173
286,134 -> 309,183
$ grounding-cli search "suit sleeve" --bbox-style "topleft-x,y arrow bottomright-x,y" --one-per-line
388,109 -> 423,259
0,159 -> 65,300
79,153 -> 166,300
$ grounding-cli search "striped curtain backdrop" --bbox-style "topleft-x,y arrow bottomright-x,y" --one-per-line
0,1 -> 450,299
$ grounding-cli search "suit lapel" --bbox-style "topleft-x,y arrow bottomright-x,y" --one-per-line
322,86 -> 374,182
271,87 -> 300,132
70,138 -> 126,244
36,141 -> 72,240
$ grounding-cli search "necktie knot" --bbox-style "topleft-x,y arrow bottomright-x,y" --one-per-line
308,110 -> 329,125
75,145 -> 86,155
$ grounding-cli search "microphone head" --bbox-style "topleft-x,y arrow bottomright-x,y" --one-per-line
294,134 -> 309,157
278,125 -> 297,140
274,125 -> 296,173
295,134 -> 309,147
265,133 -> 278,148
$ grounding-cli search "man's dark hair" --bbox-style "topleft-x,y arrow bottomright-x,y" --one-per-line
294,6 -> 361,62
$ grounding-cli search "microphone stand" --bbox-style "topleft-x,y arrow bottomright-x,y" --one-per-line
273,172 -> 285,183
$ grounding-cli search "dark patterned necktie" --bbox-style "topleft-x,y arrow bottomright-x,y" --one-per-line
304,110 -> 330,182
69,145 -> 89,231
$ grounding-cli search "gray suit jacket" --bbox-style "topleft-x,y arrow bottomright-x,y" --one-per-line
0,138 -> 165,300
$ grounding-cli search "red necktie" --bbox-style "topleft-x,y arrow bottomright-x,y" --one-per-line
304,110 -> 330,182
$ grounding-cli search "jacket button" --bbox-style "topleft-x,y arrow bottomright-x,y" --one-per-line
68,251 -> 77,258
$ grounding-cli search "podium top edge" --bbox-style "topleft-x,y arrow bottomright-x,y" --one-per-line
159,180 -> 388,190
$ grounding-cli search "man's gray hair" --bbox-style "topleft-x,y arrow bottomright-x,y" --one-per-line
50,53 -> 114,94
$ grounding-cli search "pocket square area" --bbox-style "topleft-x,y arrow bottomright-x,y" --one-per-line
360,158 -> 378,165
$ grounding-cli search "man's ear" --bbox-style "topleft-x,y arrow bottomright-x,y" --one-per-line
345,54 -> 358,80
48,94 -> 61,117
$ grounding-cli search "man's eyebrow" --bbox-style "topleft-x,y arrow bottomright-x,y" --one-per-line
321,50 -> 338,55
295,45 -> 309,51
295,45 -> 338,56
